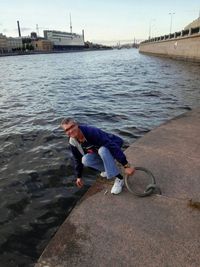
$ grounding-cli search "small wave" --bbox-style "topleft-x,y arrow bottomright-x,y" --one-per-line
140,90 -> 163,97
145,80 -> 159,84
180,106 -> 192,111
115,125 -> 150,140
112,92 -> 132,97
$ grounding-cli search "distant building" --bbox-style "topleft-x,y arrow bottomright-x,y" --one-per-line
32,39 -> 53,51
7,37 -> 23,51
31,32 -> 38,39
0,33 -> 8,53
184,17 -> 200,30
0,34 -> 22,53
43,30 -> 85,50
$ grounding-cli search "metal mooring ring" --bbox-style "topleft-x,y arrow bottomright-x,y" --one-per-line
125,167 -> 161,197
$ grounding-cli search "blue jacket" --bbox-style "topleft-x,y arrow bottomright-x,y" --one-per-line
69,125 -> 128,178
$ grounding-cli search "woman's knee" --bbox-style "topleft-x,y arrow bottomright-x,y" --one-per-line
98,146 -> 108,157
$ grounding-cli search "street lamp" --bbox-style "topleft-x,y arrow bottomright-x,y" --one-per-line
169,12 -> 175,34
149,19 -> 155,39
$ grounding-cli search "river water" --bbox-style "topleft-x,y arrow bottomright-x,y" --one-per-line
0,49 -> 199,266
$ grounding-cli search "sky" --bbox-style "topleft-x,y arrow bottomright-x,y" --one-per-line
0,0 -> 200,45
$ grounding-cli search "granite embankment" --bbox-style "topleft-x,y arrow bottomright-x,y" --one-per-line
35,108 -> 200,267
139,33 -> 200,62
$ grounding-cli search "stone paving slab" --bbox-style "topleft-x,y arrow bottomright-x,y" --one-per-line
125,109 -> 200,200
35,109 -> 200,267
125,146 -> 200,199
35,183 -> 200,267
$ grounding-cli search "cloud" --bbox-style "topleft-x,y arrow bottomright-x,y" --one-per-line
14,27 -> 32,32
20,27 -> 33,32
1,27 -> 33,36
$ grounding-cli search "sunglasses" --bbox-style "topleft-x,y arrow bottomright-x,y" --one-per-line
64,124 -> 76,133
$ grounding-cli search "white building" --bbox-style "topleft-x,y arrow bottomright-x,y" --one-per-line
44,30 -> 84,49
7,37 -> 23,51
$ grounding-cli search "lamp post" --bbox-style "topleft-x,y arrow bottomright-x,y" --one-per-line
149,19 -> 155,39
169,12 -> 175,34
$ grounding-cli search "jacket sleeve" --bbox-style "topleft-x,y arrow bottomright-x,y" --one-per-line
70,144 -> 84,178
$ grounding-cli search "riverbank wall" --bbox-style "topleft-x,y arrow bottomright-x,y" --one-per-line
139,27 -> 200,62
35,108 -> 200,267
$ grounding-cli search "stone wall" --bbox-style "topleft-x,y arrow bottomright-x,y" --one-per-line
139,34 -> 200,62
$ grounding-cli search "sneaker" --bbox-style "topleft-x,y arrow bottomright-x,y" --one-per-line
100,172 -> 107,178
111,177 -> 124,195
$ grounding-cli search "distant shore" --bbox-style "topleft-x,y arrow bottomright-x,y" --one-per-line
0,47 -> 113,58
